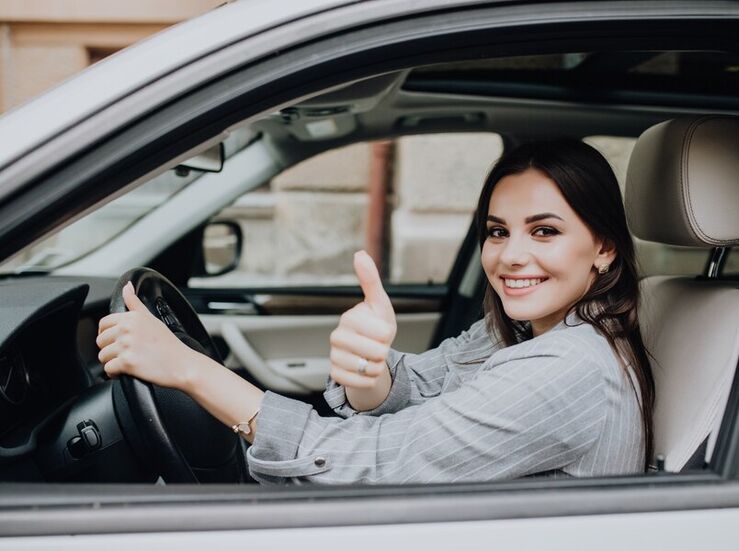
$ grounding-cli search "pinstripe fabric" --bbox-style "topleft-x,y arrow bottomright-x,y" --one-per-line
246,314 -> 645,485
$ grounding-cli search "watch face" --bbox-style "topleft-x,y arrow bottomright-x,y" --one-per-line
0,349 -> 31,406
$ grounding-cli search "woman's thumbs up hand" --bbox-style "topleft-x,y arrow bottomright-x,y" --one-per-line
328,251 -> 397,395
354,250 -> 396,327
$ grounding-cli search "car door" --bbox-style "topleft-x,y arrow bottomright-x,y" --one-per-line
1,1 -> 739,549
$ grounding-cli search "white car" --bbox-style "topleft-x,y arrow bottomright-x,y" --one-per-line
0,1 -> 738,549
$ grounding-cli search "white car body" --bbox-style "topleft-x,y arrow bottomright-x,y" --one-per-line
1,1 -> 738,549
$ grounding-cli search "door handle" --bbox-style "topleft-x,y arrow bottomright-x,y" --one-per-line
207,301 -> 257,315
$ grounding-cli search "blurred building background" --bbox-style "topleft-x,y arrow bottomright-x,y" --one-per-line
0,0 -> 221,113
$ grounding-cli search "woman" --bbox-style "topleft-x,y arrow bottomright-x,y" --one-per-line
97,139 -> 654,484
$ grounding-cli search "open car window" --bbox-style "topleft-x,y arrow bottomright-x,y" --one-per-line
1,45 -> 735,484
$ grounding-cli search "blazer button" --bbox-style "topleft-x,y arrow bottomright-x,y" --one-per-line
314,456 -> 326,467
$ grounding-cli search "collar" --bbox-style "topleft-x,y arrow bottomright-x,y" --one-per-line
548,310 -> 585,334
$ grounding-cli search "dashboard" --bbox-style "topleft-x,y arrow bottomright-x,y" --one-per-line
0,276 -> 153,483
0,281 -> 90,437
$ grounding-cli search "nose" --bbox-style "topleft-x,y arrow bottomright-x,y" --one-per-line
498,233 -> 531,267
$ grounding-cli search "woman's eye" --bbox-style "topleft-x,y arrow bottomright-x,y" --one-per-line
532,226 -> 559,237
487,226 -> 508,239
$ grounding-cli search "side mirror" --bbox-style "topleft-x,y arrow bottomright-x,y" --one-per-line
197,221 -> 242,277
176,142 -> 225,174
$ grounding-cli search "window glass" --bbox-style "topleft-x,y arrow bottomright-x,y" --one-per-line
191,133 -> 503,288
584,136 -> 709,277
407,51 -> 739,109
1,170 -> 199,273
0,129 -> 254,274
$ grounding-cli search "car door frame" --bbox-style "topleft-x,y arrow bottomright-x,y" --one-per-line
1,0 -> 739,542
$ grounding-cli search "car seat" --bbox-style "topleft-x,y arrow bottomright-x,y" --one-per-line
625,115 -> 739,472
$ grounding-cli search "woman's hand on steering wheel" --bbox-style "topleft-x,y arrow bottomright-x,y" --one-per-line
329,251 -> 397,400
97,281 -> 203,391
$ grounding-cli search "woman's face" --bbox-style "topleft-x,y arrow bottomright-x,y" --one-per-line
481,168 -> 615,336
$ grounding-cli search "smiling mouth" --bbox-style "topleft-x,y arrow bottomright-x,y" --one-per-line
501,277 -> 548,289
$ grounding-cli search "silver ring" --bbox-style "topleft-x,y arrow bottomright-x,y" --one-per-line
357,357 -> 369,375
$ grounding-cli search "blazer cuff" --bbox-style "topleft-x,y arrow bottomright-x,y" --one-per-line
246,391 -> 332,483
322,348 -> 412,417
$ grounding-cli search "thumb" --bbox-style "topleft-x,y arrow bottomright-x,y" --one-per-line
122,281 -> 148,313
354,250 -> 394,322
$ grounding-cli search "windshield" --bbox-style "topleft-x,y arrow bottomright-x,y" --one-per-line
0,170 -> 199,274
0,129 -> 253,274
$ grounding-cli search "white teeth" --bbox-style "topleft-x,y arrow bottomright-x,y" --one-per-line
504,278 -> 544,288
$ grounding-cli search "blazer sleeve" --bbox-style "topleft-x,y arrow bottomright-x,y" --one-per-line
247,333 -> 608,485
323,318 -> 498,418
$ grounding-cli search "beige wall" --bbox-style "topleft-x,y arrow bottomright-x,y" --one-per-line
0,0 -> 221,112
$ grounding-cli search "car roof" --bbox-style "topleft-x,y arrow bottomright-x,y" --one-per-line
3,0 -> 736,176
0,0 -> 353,172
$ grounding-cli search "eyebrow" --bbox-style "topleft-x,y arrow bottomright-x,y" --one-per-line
487,213 -> 564,224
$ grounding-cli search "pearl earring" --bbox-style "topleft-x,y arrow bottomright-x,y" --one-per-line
597,264 -> 610,274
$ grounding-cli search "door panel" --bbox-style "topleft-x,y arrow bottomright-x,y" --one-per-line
201,312 -> 440,394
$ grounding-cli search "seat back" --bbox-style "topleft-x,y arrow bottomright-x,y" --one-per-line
626,115 -> 739,471
639,276 -> 738,471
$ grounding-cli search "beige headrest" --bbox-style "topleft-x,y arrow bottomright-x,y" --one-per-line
625,116 -> 739,247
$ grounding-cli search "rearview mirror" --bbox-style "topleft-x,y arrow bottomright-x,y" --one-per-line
176,142 -> 225,174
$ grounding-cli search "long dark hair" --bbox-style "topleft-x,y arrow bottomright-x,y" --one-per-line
475,139 -> 655,470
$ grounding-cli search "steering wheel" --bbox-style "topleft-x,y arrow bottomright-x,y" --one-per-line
109,267 -> 249,483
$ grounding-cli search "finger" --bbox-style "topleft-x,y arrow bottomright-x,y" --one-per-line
103,357 -> 124,378
330,327 -> 389,362
122,281 -> 148,313
329,364 -> 376,389
353,250 -> 394,322
95,326 -> 120,350
98,313 -> 128,334
98,342 -> 121,365
340,306 -> 394,343
330,348 -> 384,376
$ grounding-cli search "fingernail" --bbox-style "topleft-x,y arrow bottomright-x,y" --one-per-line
125,281 -> 133,291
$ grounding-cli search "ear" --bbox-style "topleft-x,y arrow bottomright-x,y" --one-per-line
594,238 -> 617,269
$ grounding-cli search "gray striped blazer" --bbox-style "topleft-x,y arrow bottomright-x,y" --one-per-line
246,313 -> 645,485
